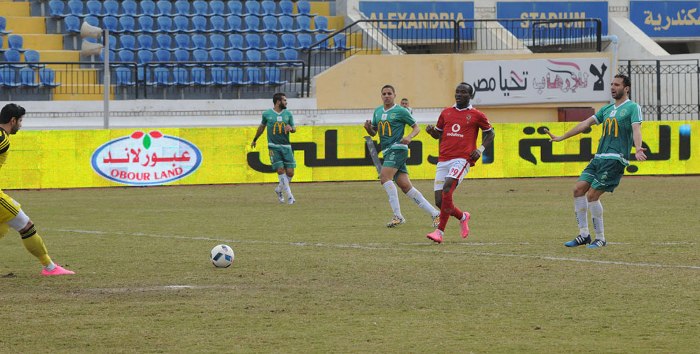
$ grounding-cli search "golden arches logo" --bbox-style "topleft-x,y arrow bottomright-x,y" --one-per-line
272,122 -> 286,135
377,121 -> 392,136
603,118 -> 618,137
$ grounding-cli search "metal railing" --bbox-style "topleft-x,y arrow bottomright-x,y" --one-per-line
303,18 -> 602,96
619,59 -> 699,121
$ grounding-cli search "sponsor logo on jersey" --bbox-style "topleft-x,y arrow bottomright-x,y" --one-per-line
603,117 -> 619,137
272,121 -> 287,135
91,131 -> 202,186
446,123 -> 464,138
378,120 -> 392,136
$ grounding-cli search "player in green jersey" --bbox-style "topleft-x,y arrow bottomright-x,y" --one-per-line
363,85 -> 440,228
251,93 -> 297,204
547,74 -> 647,249
0,103 -> 74,275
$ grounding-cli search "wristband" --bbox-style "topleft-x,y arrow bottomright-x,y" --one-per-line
477,145 -> 485,153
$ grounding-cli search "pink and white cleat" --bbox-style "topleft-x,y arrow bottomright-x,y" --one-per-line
459,212 -> 471,239
426,229 -> 444,244
41,264 -> 75,276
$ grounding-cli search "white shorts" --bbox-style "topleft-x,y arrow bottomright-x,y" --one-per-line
434,158 -> 470,191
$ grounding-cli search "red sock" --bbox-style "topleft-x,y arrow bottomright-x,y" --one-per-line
439,190 -> 454,231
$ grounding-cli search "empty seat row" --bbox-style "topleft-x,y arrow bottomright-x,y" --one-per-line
116,66 -> 288,86
64,14 -> 331,34
107,48 -> 303,64
105,33 -> 348,52
0,67 -> 61,88
50,0 -> 314,18
1,49 -> 42,67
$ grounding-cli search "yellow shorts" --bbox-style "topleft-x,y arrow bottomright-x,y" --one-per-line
0,190 -> 21,224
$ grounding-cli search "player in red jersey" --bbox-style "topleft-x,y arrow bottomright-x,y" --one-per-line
424,83 -> 495,243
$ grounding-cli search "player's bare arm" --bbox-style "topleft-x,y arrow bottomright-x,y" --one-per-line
401,123 -> 420,144
251,123 -> 266,148
470,129 -> 495,161
284,124 -> 296,134
363,120 -> 377,136
545,116 -> 597,142
632,123 -> 647,161
425,125 -> 441,139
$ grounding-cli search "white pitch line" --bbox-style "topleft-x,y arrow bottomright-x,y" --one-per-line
51,228 -> 700,270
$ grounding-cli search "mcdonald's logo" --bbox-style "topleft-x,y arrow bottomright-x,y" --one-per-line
377,121 -> 392,136
272,122 -> 286,135
603,118 -> 618,137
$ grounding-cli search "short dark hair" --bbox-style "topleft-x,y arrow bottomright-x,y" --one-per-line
458,82 -> 475,98
381,84 -> 395,93
614,74 -> 631,88
272,92 -> 286,105
0,103 -> 26,124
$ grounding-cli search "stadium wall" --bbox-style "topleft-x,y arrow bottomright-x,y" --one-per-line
3,121 -> 696,190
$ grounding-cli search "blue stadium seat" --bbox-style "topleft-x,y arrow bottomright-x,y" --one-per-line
103,0 -> 120,17
315,33 -> 329,50
120,35 -> 137,51
174,68 -> 193,85
116,67 -> 136,86
64,15 -> 81,33
122,0 -> 138,17
278,15 -> 299,33
39,67 -> 61,87
67,0 -> 87,18
210,34 -> 227,50
297,1 -> 314,16
101,49 -> 116,63
174,48 -> 190,63
141,0 -> 157,16
138,49 -> 154,65
108,35 -> 118,50
118,49 -> 135,63
228,67 -> 246,84
20,67 -> 39,87
228,34 -> 244,49
263,34 -> 279,49
152,67 -> 173,86
174,34 -> 194,50
192,49 -> 209,63
283,48 -> 300,62
246,67 -> 263,84
137,34 -> 154,50
281,33 -> 297,49
0,16 -> 12,35
334,33 -> 350,50
192,34 -> 208,50
48,0 -> 65,18
156,34 -> 173,50
193,0 -> 211,16
297,16 -> 317,33
85,15 -> 100,27
211,16 -> 227,32
157,0 -> 173,17
174,16 -> 194,33
265,67 -> 286,85
103,16 -> 120,33
23,50 -> 41,68
245,34 -> 262,50
228,1 -> 243,16
8,35 -> 23,51
245,1 -> 261,16
86,0 -> 103,17
155,48 -> 172,62
119,16 -> 139,33
157,16 -> 176,33
191,66 -> 208,85
192,16 -> 210,32
139,16 -> 158,33
1,68 -> 20,88
246,49 -> 262,61
211,66 -> 229,85
261,1 -> 277,16
175,0 -> 192,17
244,16 -> 263,33
227,15 -> 243,32
264,49 -> 280,61
297,33 -> 312,49
210,1 -> 230,16
227,49 -> 243,61
279,0 -> 295,17
210,49 -> 226,62
315,16 -> 332,33
263,15 -> 282,33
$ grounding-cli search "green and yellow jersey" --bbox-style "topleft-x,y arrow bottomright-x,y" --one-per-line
371,104 -> 415,154
593,99 -> 642,165
261,108 -> 295,150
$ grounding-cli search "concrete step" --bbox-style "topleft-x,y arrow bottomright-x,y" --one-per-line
0,2 -> 29,16
2,16 -> 46,34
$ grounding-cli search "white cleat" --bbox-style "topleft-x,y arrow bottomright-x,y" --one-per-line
274,187 -> 285,203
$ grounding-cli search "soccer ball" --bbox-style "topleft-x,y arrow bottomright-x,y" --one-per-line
210,244 -> 235,268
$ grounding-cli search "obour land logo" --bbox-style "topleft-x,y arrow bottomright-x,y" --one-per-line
91,131 -> 202,186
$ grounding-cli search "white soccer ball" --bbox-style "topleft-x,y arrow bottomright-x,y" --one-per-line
210,244 -> 235,268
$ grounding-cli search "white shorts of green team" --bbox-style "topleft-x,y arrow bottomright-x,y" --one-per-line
433,158 -> 470,191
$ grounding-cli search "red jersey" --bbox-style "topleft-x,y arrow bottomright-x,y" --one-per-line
435,105 -> 492,165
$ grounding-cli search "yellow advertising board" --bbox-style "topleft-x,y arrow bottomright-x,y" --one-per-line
2,121 -> 697,190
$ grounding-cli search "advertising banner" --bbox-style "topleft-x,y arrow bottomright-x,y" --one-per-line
1,122 -> 697,190
630,1 -> 700,37
464,58 -> 611,105
496,1 -> 608,37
